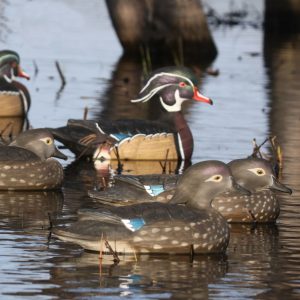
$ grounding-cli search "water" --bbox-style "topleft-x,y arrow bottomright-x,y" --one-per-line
0,0 -> 300,299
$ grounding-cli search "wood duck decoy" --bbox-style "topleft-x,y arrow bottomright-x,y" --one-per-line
51,66 -> 212,161
212,157 -> 292,223
88,157 -> 292,223
0,129 -> 67,190
53,161 -> 250,255
0,50 -> 31,117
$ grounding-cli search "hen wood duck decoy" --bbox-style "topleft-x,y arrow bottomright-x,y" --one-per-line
0,129 -> 67,190
0,50 -> 31,117
212,158 -> 292,223
89,157 -> 292,223
53,161 -> 250,255
51,66 -> 212,161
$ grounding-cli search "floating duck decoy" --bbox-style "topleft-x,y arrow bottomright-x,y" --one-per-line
0,50 -> 31,117
53,160 -> 249,254
212,157 -> 292,223
0,129 -> 67,190
88,157 -> 292,223
51,66 -> 212,161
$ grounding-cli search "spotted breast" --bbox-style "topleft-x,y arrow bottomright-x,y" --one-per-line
53,160 -> 250,255
0,129 -> 67,190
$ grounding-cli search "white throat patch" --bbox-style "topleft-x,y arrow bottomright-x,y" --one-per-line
160,89 -> 186,112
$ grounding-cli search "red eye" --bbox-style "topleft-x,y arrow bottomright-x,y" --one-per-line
179,82 -> 186,87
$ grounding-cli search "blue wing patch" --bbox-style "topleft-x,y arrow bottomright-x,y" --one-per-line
122,218 -> 146,232
110,133 -> 132,141
144,185 -> 165,196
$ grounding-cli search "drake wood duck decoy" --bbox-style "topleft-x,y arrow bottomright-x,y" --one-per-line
89,157 -> 292,223
0,129 -> 67,190
52,66 -> 212,161
0,50 -> 31,117
53,161 -> 250,255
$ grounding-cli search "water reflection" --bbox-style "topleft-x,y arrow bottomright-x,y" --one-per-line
263,29 -> 300,299
0,1 -> 300,299
49,252 -> 227,299
0,0 -> 9,42
210,224 -> 280,298
0,190 -> 63,229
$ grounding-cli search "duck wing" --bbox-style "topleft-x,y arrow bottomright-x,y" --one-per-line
88,174 -> 179,206
0,145 -> 39,161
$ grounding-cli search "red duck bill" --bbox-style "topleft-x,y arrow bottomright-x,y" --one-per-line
193,87 -> 213,105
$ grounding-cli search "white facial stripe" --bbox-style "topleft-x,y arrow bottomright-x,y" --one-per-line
40,137 -> 53,145
139,72 -> 194,94
131,84 -> 173,103
3,75 -> 12,83
248,168 -> 266,176
205,174 -> 223,182
96,123 -> 105,134
159,89 -> 185,112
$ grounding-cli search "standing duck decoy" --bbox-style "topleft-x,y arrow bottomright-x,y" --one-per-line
51,66 -> 212,161
0,129 -> 67,190
88,157 -> 292,223
0,50 -> 31,117
53,161 -> 250,255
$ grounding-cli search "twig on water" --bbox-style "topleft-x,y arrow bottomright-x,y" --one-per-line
55,60 -> 66,100
99,233 -> 104,260
83,106 -> 89,120
55,60 -> 66,87
251,137 -> 268,158
33,60 -> 39,77
99,233 -> 104,277
113,146 -> 123,174
105,240 -> 120,263
159,149 -> 170,174
47,212 -> 53,230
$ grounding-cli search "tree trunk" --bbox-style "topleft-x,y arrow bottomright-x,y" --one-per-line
105,0 -> 217,65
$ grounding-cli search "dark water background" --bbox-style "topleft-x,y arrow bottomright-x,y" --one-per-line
0,0 -> 300,299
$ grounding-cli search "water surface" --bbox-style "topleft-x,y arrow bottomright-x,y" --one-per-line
0,0 -> 300,299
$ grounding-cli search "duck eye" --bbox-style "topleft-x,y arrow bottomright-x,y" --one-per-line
248,168 -> 265,176
205,174 -> 223,182
179,82 -> 186,87
42,138 -> 53,145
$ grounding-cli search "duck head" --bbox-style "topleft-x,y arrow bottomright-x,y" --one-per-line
228,157 -> 292,194
169,160 -> 250,209
9,129 -> 67,161
131,66 -> 213,112
0,50 -> 30,82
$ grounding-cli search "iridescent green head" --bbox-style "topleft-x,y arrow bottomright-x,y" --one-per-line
0,50 -> 30,80
131,66 -> 212,112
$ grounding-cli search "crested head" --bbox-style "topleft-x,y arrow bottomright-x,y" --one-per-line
0,50 -> 20,66
131,66 -> 212,112
9,129 -> 67,161
228,157 -> 292,194
0,50 -> 29,81
169,160 -> 249,209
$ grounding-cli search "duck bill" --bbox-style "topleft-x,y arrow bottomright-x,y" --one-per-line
193,87 -> 213,105
53,147 -> 68,160
269,176 -> 292,194
231,177 -> 251,196
17,66 -> 30,80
